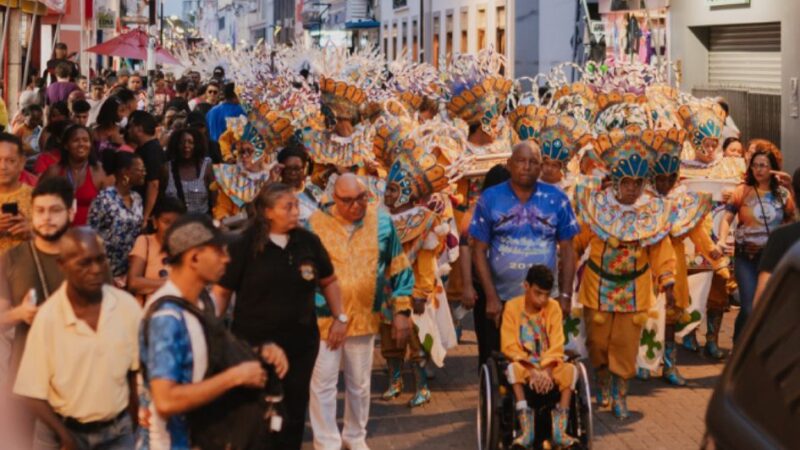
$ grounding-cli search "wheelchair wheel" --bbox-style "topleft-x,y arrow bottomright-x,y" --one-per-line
477,360 -> 502,450
569,361 -> 594,449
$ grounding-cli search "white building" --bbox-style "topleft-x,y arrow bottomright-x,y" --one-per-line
378,0 -> 588,78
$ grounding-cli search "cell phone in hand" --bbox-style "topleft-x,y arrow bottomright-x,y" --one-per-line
1,202 -> 18,215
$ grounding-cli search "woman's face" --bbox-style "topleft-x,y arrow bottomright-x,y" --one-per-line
128,157 -> 146,187
180,132 -> 195,161
383,183 -> 401,208
155,212 -> 180,241
750,154 -> 772,185
280,156 -> 306,187
724,141 -> 744,158
264,193 -> 300,233
540,159 -> 564,184
696,137 -> 719,164
67,129 -> 91,162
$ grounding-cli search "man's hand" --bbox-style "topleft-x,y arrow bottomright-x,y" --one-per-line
326,320 -> 347,351
528,368 -> 554,394
0,213 -> 18,233
461,285 -> 477,310
138,407 -> 151,429
558,293 -> 571,317
14,292 -> 38,325
486,293 -> 503,327
260,343 -> 289,379
412,298 -> 426,315
771,170 -> 793,190
7,216 -> 30,238
392,314 -> 411,348
229,361 -> 267,388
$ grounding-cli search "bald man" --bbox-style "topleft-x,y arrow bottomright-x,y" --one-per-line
14,227 -> 142,450
469,142 -> 579,366
308,173 -> 415,450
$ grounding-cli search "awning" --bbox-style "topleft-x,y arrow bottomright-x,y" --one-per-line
345,19 -> 379,30
0,0 -> 50,15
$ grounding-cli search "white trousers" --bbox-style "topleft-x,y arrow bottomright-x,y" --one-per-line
309,334 -> 375,450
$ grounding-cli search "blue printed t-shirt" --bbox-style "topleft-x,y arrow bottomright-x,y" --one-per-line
469,180 -> 579,301
137,282 -> 208,450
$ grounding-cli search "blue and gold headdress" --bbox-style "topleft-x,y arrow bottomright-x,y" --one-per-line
650,128 -> 688,176
677,104 -> 724,150
538,115 -> 593,165
386,140 -> 449,207
596,125 -> 659,181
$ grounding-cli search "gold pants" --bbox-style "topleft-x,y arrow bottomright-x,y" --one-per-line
584,308 -> 643,380
379,323 -> 424,362
707,272 -> 732,312
506,360 -> 576,392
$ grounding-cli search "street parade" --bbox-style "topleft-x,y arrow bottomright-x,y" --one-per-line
0,0 -> 797,449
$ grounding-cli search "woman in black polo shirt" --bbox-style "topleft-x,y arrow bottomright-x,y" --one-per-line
213,183 -> 347,450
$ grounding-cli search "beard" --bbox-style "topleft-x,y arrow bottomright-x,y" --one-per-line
33,221 -> 70,242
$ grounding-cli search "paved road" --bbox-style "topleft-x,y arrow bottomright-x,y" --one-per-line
302,311 -> 735,449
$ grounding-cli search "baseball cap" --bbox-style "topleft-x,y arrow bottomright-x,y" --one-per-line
117,67 -> 131,77
164,213 -> 235,263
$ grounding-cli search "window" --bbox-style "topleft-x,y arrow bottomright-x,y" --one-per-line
433,15 -> 440,68
446,13 -> 453,63
460,9 -> 469,53
402,21 -> 408,57
477,8 -> 486,50
412,19 -> 419,61
392,22 -> 398,60
496,6 -> 506,56
393,0 -> 407,8
384,37 -> 389,59
218,17 -> 225,32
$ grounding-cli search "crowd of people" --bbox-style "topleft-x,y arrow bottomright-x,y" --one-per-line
0,40 -> 797,450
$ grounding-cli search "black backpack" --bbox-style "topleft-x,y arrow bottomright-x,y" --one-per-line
142,294 -> 282,450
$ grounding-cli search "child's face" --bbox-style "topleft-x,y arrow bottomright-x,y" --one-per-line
524,283 -> 550,310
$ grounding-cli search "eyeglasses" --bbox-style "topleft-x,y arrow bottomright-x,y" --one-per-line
334,192 -> 368,207
751,163 -> 771,170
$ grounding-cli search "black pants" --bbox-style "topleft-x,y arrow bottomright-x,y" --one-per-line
269,330 -> 320,450
473,281 -> 501,369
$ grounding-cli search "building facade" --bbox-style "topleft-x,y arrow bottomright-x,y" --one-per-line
378,0 -> 586,79
669,0 -> 800,171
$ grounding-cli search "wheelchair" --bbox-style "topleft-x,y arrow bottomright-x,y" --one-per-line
477,352 -> 593,449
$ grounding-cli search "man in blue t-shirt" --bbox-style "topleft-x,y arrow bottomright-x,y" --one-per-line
205,82 -> 245,142
469,142 -> 579,361
138,214 -> 287,450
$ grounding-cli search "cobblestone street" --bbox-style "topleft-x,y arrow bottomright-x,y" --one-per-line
303,311 -> 736,449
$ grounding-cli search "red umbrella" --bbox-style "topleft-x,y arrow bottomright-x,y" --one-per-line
85,29 -> 181,66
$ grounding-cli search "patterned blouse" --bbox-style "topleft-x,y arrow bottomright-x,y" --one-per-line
88,186 -> 143,277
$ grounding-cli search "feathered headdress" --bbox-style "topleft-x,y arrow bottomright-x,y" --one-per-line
596,125 -> 660,181
386,139 -> 450,207
538,115 -> 593,164
651,128 -> 688,176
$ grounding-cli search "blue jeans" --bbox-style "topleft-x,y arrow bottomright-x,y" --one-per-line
33,413 -> 135,450
733,251 -> 761,342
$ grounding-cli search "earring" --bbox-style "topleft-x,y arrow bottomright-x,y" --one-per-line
123,176 -> 130,186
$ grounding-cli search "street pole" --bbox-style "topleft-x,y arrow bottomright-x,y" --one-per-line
0,9 -> 10,82
147,0 -> 157,114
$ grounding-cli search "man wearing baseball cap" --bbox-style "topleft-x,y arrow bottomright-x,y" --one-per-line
138,214 -> 288,450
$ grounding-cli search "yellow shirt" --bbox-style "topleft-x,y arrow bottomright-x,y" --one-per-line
0,184 -> 32,252
575,225 -> 676,312
501,297 -> 565,369
13,283 -> 142,423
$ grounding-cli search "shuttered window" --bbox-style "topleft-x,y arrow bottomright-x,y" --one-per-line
708,22 -> 781,94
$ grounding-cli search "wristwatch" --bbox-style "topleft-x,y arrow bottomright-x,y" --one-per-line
336,313 -> 349,324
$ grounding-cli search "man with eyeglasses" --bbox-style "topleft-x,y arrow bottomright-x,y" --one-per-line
469,142 -> 579,367
308,173 -> 414,450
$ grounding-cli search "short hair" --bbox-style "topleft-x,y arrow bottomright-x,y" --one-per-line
107,150 -> 142,176
90,77 -> 105,88
175,78 -> 189,93
77,75 -> 87,82
49,101 -> 70,118
525,264 -> 555,291
153,196 -> 187,218
129,110 -> 157,136
113,88 -> 136,105
54,42 -> 67,50
222,82 -> 236,101
71,99 -> 91,114
22,104 -> 43,116
481,164 -> 511,192
33,176 -> 74,208
55,62 -> 71,79
0,132 -> 24,156
277,144 -> 310,165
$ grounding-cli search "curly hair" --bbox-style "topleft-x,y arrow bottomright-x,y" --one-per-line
744,149 -> 784,206
746,138 -> 782,169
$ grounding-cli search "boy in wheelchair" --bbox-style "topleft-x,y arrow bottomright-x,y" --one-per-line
501,265 -> 577,448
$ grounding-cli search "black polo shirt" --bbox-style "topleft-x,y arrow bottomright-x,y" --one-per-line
219,226 -> 334,347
